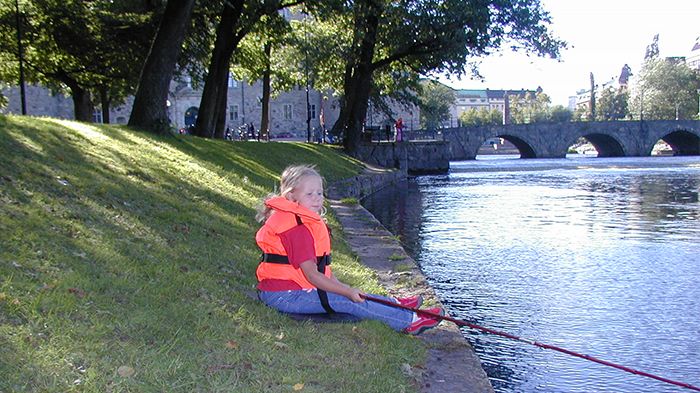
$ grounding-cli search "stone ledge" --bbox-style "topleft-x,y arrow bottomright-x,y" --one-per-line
329,168 -> 493,393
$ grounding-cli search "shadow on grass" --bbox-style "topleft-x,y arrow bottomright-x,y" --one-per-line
1,116 -> 401,391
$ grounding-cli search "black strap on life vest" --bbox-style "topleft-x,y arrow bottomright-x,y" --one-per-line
260,253 -> 331,265
260,214 -> 335,313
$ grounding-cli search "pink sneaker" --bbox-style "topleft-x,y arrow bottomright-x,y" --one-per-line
404,307 -> 445,335
396,295 -> 423,309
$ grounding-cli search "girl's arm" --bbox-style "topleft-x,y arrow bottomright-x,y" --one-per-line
299,260 -> 365,302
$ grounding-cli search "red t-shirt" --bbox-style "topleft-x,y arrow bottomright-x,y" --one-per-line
257,224 -> 317,291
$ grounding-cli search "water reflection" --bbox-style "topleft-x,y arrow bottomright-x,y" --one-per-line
362,156 -> 700,393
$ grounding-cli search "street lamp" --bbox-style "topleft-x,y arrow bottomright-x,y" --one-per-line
300,7 -> 312,143
15,0 -> 26,114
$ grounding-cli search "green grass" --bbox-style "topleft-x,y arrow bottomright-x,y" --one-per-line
0,115 -> 425,392
339,197 -> 358,205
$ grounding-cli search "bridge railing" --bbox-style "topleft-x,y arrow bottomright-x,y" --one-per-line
404,129 -> 444,141
360,127 -> 446,142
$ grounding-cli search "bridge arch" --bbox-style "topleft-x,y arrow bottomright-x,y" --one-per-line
577,133 -> 626,157
498,135 -> 536,158
652,130 -> 700,156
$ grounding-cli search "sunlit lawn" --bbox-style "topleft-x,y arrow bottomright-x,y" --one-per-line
0,115 -> 425,392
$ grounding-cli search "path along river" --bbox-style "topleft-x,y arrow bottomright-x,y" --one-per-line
362,155 -> 700,393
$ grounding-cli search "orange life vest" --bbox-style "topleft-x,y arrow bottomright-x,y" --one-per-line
255,196 -> 332,289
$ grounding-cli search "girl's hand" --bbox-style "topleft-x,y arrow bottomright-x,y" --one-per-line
347,287 -> 365,303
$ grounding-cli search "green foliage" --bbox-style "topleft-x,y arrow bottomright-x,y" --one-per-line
549,105 -> 573,123
0,115 -> 425,392
232,13 -> 295,92
0,83 -> 7,109
630,57 -> 700,120
508,91 -> 547,124
0,0 -> 159,118
459,107 -> 503,126
306,0 -> 566,147
418,80 -> 455,129
595,86 -> 629,121
508,91 -> 573,124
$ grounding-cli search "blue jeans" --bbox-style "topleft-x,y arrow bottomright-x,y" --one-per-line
258,289 -> 413,332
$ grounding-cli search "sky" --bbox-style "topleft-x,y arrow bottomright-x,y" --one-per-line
437,0 -> 700,107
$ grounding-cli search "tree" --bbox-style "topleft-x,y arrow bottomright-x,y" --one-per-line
595,85 -> 628,121
508,90 -> 552,124
0,0 -> 158,122
417,80 -> 454,129
308,0 -> 564,155
232,11 -> 297,140
549,105 -> 573,123
129,0 -> 196,133
459,107 -> 502,126
630,57 -> 700,120
192,0 -> 301,139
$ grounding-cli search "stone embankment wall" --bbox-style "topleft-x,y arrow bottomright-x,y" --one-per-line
327,166 -> 407,201
328,167 -> 495,393
353,141 -> 450,174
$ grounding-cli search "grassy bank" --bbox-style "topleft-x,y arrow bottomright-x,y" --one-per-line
0,115 -> 425,392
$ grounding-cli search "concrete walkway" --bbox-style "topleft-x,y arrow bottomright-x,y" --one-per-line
329,198 -> 494,393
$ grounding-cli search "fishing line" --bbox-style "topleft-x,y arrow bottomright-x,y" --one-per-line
362,294 -> 700,392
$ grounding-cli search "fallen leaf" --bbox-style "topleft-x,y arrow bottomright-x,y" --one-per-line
225,340 -> 238,349
276,332 -> 285,340
68,288 -> 86,298
117,366 -> 135,378
293,383 -> 304,391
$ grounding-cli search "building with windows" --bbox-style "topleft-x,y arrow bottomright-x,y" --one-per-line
1,75 -> 419,139
688,36 -> 700,71
448,87 -> 539,126
166,76 -> 332,137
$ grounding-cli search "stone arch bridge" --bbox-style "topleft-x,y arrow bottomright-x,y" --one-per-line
441,120 -> 700,160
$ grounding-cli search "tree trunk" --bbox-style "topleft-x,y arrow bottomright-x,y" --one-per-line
330,0 -> 381,155
260,42 -> 271,140
193,0 -> 245,138
128,0 -> 195,134
100,86 -> 110,124
61,77 -> 93,122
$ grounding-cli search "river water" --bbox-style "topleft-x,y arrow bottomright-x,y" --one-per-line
361,155 -> 700,393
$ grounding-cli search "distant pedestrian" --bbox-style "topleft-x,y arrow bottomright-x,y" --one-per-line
395,118 -> 403,142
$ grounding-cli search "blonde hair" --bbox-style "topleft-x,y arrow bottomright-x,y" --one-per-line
256,164 -> 325,222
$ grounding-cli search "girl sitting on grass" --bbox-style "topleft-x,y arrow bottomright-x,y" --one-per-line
255,164 -> 443,334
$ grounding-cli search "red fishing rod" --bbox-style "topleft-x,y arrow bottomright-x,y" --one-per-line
361,294 -> 700,392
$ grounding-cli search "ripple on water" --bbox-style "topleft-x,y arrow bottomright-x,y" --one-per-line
363,157 -> 700,393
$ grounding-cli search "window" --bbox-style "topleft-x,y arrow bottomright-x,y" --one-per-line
310,104 -> 316,120
228,77 -> 238,88
92,110 -> 103,124
284,104 -> 293,120
230,105 -> 239,121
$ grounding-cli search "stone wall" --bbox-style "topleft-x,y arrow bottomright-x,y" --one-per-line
327,167 -> 406,201
353,141 -> 450,175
